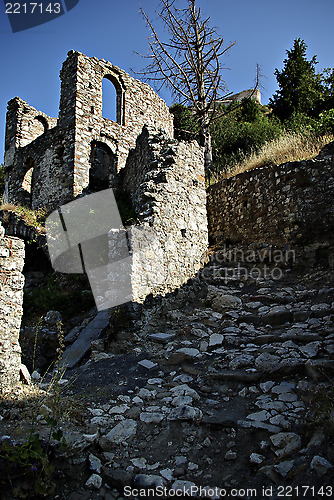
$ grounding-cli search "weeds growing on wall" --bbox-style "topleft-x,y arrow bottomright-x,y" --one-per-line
0,202 -> 48,230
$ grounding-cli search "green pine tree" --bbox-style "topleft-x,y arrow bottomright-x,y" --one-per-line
269,38 -> 324,121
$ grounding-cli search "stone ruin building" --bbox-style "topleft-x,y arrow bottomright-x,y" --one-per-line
3,50 -> 333,393
0,50 -> 208,390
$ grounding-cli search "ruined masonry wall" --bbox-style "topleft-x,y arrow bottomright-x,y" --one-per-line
3,98 -> 71,210
0,222 -> 25,392
70,52 -> 174,196
4,50 -> 174,210
123,126 -> 208,300
207,156 -> 334,245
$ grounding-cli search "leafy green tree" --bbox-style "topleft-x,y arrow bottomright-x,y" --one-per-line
170,104 -> 199,142
270,39 -> 324,121
239,97 -> 262,123
320,68 -> 334,111
210,103 -> 283,174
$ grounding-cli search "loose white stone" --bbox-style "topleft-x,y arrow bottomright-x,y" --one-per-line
275,461 -> 294,478
168,405 -> 202,421
140,412 -> 164,424
147,378 -> 163,385
176,347 -> 200,358
310,455 -> 333,476
104,419 -> 137,444
298,342 -> 321,358
249,453 -> 265,465
270,432 -> 301,458
260,381 -> 275,392
160,468 -> 174,481
89,453 -> 102,473
209,334 -> 224,347
255,353 -> 281,372
229,354 -> 254,370
131,458 -> 147,469
170,384 -> 200,399
132,396 -> 143,404
85,474 -> 102,490
138,359 -> 158,370
172,395 -> 193,406
109,404 -> 129,414
271,382 -> 295,394
225,451 -> 237,461
247,410 -> 271,423
172,481 -> 197,495
149,333 -> 175,343
135,474 -> 165,488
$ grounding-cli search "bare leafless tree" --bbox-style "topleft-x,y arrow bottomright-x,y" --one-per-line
137,0 -> 236,175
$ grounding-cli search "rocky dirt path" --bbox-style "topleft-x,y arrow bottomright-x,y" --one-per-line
1,251 -> 334,499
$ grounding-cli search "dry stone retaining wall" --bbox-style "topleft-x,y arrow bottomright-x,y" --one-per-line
207,156 -> 334,247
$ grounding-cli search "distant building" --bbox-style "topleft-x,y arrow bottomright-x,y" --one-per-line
219,88 -> 261,106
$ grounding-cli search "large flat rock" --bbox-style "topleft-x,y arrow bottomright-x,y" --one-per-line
60,310 -> 109,369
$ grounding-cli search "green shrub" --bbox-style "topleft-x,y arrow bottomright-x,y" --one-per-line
211,107 -> 283,175
315,108 -> 334,134
170,103 -> 199,141
284,111 -> 319,134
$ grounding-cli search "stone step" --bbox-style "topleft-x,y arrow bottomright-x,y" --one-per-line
59,310 -> 109,370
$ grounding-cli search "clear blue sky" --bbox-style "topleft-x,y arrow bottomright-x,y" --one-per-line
1,0 -> 334,162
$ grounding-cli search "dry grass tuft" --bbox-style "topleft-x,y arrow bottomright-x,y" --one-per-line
225,132 -> 334,179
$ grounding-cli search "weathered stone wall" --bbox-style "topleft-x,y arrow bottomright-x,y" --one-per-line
123,126 -> 208,301
3,98 -> 65,210
66,51 -> 174,197
207,155 -> 334,246
4,50 -> 174,210
2,51 -> 208,385
0,222 -> 25,392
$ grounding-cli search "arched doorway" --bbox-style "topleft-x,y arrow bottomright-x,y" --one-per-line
89,141 -> 117,193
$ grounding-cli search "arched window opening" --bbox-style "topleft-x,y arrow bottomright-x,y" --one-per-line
27,115 -> 49,142
102,75 -> 124,124
89,141 -> 117,193
22,158 -> 35,207
22,167 -> 33,193
34,115 -> 49,133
